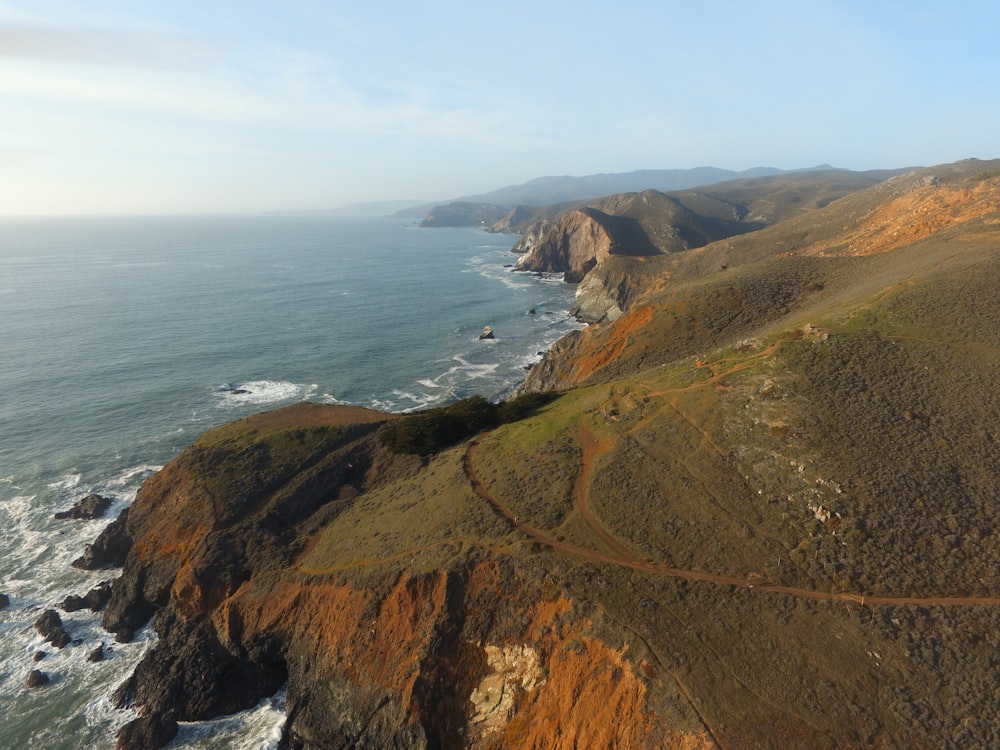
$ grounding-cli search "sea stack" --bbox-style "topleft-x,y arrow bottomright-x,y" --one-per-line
479,325 -> 495,340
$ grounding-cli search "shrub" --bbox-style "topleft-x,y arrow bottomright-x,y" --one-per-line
381,391 -> 559,455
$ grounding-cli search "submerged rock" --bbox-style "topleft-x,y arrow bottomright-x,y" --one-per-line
26,670 -> 50,688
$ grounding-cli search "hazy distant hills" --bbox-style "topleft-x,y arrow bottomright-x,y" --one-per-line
455,165 -> 790,206
409,164 -> 859,225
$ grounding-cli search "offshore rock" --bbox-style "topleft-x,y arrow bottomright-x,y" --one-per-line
34,609 -> 71,649
55,492 -> 112,520
62,580 -> 113,612
0,592 -> 9,609
26,669 -> 50,688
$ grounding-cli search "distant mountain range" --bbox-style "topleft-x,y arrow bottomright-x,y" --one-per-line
406,164 -> 850,225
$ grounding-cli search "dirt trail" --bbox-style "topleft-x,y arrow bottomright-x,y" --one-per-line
576,422 -> 637,559
463,423 -> 1000,609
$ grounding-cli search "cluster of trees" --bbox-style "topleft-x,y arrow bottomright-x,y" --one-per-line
380,392 -> 557,456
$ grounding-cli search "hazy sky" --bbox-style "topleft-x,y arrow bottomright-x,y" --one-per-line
1,1 -> 998,215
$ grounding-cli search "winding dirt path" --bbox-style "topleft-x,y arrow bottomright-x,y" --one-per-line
463,399 -> 1000,609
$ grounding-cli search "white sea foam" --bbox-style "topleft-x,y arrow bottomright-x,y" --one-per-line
104,464 -> 163,488
46,472 -> 82,491
166,687 -> 288,750
447,356 -> 499,380
214,381 -> 316,408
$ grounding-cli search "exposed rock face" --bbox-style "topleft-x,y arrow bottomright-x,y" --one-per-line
55,492 -> 112,520
514,207 -> 661,283
511,189 -> 739,284
72,506 -> 132,570
116,711 -> 177,749
568,255 -> 657,323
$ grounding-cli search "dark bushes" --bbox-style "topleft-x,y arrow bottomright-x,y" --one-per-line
381,392 -> 558,456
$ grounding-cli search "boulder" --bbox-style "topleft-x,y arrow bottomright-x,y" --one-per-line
54,493 -> 112,521
34,609 -> 71,649
479,326 -> 495,340
26,670 -> 50,688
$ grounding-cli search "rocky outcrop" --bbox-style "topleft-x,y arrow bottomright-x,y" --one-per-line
62,581 -> 113,612
72,506 -> 131,570
511,190 -> 735,283
55,492 -> 112,520
35,609 -> 72,649
514,207 -> 661,283
568,255 -> 660,323
116,711 -> 177,749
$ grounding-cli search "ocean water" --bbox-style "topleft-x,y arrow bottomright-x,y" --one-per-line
0,214 -> 583,749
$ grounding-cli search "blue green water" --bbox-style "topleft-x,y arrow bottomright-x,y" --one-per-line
0,214 -> 581,748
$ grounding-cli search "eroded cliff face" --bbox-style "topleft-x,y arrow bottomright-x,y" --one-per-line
514,208 -> 628,282
96,402 -> 696,749
511,190 -> 740,284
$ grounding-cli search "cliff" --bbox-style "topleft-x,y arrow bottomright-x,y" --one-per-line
510,171 -> 904,287
78,158 -> 1000,750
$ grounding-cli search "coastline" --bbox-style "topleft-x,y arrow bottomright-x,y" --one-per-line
0,216 -> 584,750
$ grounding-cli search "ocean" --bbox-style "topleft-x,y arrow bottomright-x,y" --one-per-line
0,214 -> 583,748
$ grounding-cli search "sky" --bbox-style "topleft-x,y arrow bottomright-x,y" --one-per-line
1,0 -> 998,215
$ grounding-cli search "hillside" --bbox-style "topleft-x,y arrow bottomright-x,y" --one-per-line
508,169 -> 906,294
411,166 -> 792,225
71,158 -> 1000,749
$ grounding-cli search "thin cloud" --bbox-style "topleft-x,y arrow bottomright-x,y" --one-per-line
0,24 -> 223,68
0,61 -> 271,121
